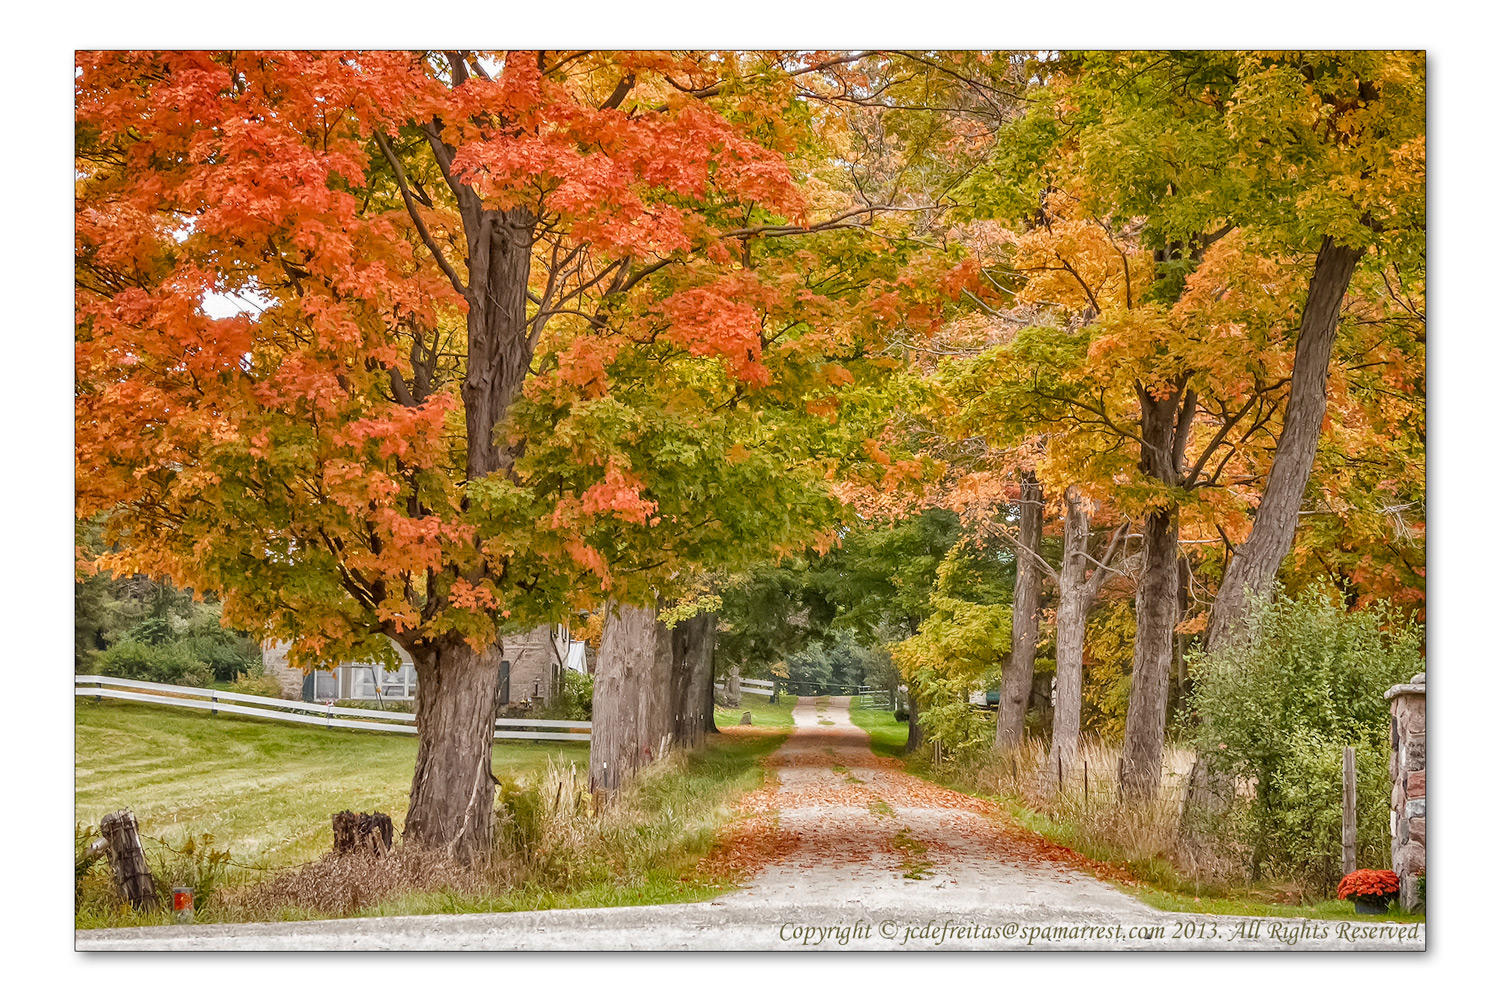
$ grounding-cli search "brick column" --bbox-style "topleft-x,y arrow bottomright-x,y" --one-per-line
1384,672 -> 1425,910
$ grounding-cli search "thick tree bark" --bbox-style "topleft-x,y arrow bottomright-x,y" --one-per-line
393,103 -> 541,859
643,614 -> 674,760
1120,506 -> 1179,800
1047,486 -> 1095,779
405,641 -> 504,863
589,603 -> 655,794
997,472 -> 1044,748
1206,238 -> 1365,648
1119,384 -> 1190,801
674,612 -> 716,749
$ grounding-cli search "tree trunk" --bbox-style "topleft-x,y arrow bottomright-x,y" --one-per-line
460,206 -> 536,479
1119,505 -> 1179,801
905,690 -> 923,753
590,602 -> 656,795
674,612 -> 716,749
404,641 -> 504,864
643,613 -> 674,761
703,639 -> 720,735
997,471 -> 1043,748
1206,238 -> 1365,648
1048,485 -> 1092,779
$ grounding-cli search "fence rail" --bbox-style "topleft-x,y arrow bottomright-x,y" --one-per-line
714,678 -> 777,695
75,675 -> 590,742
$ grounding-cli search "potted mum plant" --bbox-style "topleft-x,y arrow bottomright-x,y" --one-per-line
1337,869 -> 1401,914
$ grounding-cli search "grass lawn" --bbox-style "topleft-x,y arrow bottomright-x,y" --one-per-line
847,701 -> 908,756
76,700 -> 788,927
76,698 -> 587,869
714,691 -> 797,730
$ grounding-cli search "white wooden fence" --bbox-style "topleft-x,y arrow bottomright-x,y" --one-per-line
75,675 -> 590,742
715,677 -> 776,697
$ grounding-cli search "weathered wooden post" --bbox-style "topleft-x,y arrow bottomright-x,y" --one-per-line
1385,672 -> 1426,910
1341,745 -> 1357,876
99,809 -> 155,910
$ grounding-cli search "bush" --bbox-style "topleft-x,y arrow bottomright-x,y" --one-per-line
124,616 -> 175,646
99,639 -> 208,685
1183,590 -> 1422,889
542,670 -> 593,721
1266,735 -> 1390,890
228,670 -> 285,699
179,633 -> 259,682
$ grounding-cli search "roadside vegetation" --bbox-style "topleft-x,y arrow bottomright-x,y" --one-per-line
76,701 -> 784,927
849,615 -> 1422,929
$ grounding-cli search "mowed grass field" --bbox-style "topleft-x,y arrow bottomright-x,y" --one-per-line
76,699 -> 586,869
713,691 -> 797,730
847,701 -> 908,756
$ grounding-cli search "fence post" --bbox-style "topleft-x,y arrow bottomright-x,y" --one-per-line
100,809 -> 155,911
1342,745 -> 1357,876
1083,758 -> 1089,804
211,693 -> 217,717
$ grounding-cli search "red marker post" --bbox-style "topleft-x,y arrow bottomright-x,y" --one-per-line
172,886 -> 194,924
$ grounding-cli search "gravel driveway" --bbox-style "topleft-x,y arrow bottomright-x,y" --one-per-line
77,697 -> 1424,951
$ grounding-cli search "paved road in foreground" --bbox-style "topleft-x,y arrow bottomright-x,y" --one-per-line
78,698 -> 1424,951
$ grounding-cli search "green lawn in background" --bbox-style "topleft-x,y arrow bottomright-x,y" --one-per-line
75,699 -> 585,869
713,691 -> 797,730
847,701 -> 907,756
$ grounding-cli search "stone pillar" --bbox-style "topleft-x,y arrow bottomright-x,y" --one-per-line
1384,672 -> 1426,910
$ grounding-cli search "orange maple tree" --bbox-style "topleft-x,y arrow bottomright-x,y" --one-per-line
74,50 -> 959,857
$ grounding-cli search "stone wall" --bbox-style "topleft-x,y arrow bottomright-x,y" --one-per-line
502,625 -> 560,706
1385,672 -> 1426,910
261,640 -> 307,699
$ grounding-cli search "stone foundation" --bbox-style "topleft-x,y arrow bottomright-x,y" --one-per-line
1385,672 -> 1426,911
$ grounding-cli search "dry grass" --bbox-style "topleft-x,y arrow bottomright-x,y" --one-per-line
933,737 -> 1252,891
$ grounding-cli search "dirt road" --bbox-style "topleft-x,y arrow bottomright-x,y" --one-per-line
77,697 -> 1424,951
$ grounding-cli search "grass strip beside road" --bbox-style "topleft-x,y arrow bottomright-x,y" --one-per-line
847,701 -> 908,757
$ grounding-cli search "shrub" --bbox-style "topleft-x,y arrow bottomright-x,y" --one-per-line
228,670 -> 285,699
542,670 -> 593,721
1182,590 -> 1421,888
1266,734 -> 1390,889
124,616 -> 174,646
179,633 -> 259,682
99,639 -> 207,684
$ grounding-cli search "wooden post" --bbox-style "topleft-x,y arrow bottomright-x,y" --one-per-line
100,810 -> 155,910
1083,758 -> 1090,804
1342,745 -> 1357,876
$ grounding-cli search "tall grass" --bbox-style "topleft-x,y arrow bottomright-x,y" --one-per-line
926,736 -> 1254,893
